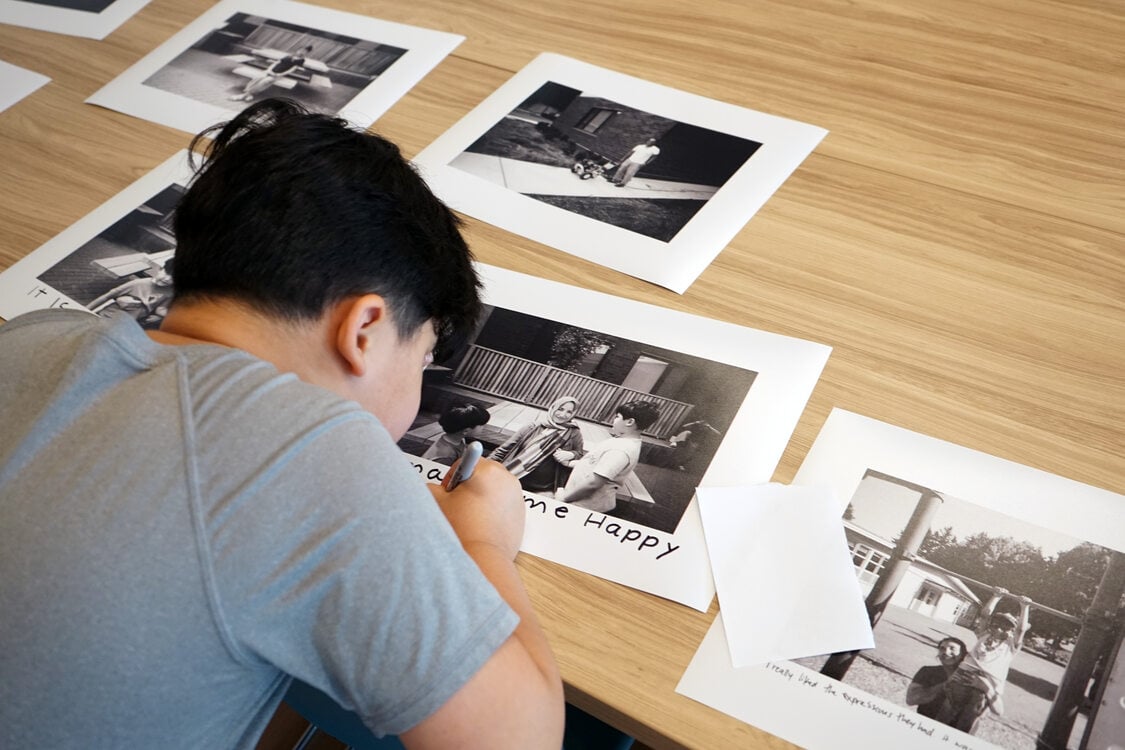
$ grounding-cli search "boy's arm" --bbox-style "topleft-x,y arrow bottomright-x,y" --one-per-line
563,449 -> 631,503
405,459 -> 564,750
904,670 -> 946,707
488,424 -> 530,462
1015,596 -> 1032,651
976,587 -> 1006,637
559,470 -> 610,503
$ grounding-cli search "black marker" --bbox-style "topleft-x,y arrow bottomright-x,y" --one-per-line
443,440 -> 483,491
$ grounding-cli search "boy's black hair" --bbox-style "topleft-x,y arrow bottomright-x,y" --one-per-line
172,98 -> 481,354
618,400 -> 660,431
438,403 -> 490,433
937,636 -> 967,655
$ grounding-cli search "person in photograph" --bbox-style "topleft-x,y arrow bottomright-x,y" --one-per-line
422,402 -> 490,466
610,137 -> 661,187
87,260 -> 174,328
558,400 -> 660,513
667,418 -> 720,474
905,636 -> 967,719
0,99 -> 564,749
230,44 -> 315,103
490,395 -> 585,495
936,592 -> 1032,733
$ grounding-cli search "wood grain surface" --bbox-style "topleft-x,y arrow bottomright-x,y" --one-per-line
1,1 -> 1121,748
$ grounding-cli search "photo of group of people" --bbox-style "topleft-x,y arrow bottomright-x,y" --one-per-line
792,470 -> 1124,749
398,304 -> 755,535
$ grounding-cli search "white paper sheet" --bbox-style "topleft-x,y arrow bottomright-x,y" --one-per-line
413,53 -> 826,293
86,0 -> 462,133
678,409 -> 1125,749
0,0 -> 152,40
0,59 -> 49,113
696,483 -> 873,667
0,152 -> 832,611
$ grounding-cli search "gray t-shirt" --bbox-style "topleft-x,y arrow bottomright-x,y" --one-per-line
0,310 -> 518,748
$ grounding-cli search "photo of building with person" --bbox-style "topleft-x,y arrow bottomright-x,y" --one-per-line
795,470 -> 1125,750
398,305 -> 757,534
450,81 -> 762,242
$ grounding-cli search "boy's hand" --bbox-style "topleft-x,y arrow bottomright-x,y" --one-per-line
429,458 -> 525,560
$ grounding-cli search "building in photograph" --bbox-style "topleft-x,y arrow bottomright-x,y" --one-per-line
541,96 -> 760,187
845,521 -> 981,628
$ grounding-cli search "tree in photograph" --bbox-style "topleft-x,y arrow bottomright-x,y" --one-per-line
918,525 -> 958,558
1031,543 -> 1112,645
548,326 -> 612,372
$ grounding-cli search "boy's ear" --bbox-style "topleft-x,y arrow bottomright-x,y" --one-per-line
335,294 -> 388,377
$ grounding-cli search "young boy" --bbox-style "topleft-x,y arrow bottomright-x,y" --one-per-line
558,401 -> 660,513
0,99 -> 562,750
936,595 -> 1032,733
422,403 -> 490,465
905,636 -> 967,719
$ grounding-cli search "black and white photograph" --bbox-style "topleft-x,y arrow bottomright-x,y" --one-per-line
398,304 -> 757,535
141,13 -> 406,116
37,184 -> 182,330
449,81 -> 762,242
0,0 -> 152,39
87,0 -> 463,134
796,469 -> 1123,750
413,53 -> 827,293
0,152 -> 192,325
678,410 -> 1125,750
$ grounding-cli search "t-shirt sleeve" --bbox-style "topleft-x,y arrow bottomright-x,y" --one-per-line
200,411 -> 518,737
591,448 -> 631,482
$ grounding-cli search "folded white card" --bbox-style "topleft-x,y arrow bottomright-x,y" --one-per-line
696,483 -> 873,667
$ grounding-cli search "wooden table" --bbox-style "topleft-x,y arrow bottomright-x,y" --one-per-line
1,1 -> 1121,748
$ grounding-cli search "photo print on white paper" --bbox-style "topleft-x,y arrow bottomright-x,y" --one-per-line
399,264 -> 830,610
414,53 -> 827,293
0,153 -> 194,327
678,410 -> 1125,750
87,0 -> 463,134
